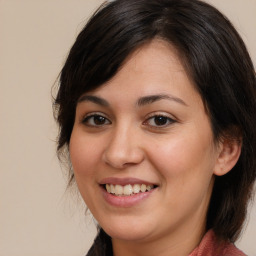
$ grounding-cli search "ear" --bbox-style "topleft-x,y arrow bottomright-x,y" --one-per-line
213,136 -> 242,176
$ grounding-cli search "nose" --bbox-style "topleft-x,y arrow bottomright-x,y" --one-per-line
102,125 -> 144,169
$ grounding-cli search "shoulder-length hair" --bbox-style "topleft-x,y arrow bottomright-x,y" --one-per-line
54,0 -> 256,242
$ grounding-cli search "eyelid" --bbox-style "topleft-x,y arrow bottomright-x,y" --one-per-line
81,111 -> 108,119
80,112 -> 111,125
143,112 -> 177,128
145,111 -> 176,121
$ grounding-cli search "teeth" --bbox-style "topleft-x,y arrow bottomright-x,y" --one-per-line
146,185 -> 152,191
133,184 -> 140,194
105,184 -> 154,196
110,184 -> 115,194
141,184 -> 146,192
115,185 -> 123,195
123,184 -> 133,195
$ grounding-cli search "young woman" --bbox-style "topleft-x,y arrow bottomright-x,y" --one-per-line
54,0 -> 256,255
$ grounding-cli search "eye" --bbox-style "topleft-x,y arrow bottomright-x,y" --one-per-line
144,114 -> 176,128
82,114 -> 111,127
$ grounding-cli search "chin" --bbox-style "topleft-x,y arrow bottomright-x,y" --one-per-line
101,221 -> 153,241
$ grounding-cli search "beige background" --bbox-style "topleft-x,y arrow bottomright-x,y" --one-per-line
0,1 -> 255,255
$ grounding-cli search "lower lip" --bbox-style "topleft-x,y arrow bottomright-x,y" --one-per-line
100,186 -> 155,207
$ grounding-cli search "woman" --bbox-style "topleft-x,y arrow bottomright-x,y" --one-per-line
54,0 -> 256,255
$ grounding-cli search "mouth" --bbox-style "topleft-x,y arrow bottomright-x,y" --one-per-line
99,178 -> 158,207
102,183 -> 158,196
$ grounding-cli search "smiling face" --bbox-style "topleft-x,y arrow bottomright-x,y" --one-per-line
69,40 -> 222,253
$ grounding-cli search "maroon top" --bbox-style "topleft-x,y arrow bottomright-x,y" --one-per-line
189,230 -> 246,256
86,228 -> 247,256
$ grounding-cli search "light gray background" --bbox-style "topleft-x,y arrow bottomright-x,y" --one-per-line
0,1 -> 255,255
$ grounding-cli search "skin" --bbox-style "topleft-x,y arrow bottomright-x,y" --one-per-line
69,40 -> 241,256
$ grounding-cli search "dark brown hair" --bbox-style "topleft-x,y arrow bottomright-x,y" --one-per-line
54,0 -> 256,245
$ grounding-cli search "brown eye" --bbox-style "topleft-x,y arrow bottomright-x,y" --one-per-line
145,115 -> 176,127
94,116 -> 107,125
154,116 -> 169,126
82,114 -> 111,126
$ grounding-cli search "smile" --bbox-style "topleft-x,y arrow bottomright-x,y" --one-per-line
105,184 -> 155,196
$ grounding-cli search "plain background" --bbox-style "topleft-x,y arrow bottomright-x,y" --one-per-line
0,0 -> 255,255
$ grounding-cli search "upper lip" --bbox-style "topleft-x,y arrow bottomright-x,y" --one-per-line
99,177 -> 157,186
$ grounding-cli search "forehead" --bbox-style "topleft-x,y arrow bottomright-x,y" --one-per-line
122,40 -> 184,74
88,40 -> 202,106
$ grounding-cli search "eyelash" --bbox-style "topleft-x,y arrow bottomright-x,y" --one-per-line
81,112 -> 176,128
143,114 -> 176,128
81,112 -> 111,127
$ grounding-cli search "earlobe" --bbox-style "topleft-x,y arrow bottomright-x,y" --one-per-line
213,137 -> 242,176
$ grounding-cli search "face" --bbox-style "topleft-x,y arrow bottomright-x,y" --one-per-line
70,40 -> 221,244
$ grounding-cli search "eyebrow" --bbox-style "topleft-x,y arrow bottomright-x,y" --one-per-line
77,94 -> 187,107
136,94 -> 188,107
77,95 -> 109,106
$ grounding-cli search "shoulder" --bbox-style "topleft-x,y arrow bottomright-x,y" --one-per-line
189,230 -> 247,256
223,242 -> 247,256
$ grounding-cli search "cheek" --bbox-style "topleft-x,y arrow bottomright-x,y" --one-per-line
69,131 -> 105,210
69,131 -> 103,180
146,129 -> 216,182
147,134 -> 216,217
